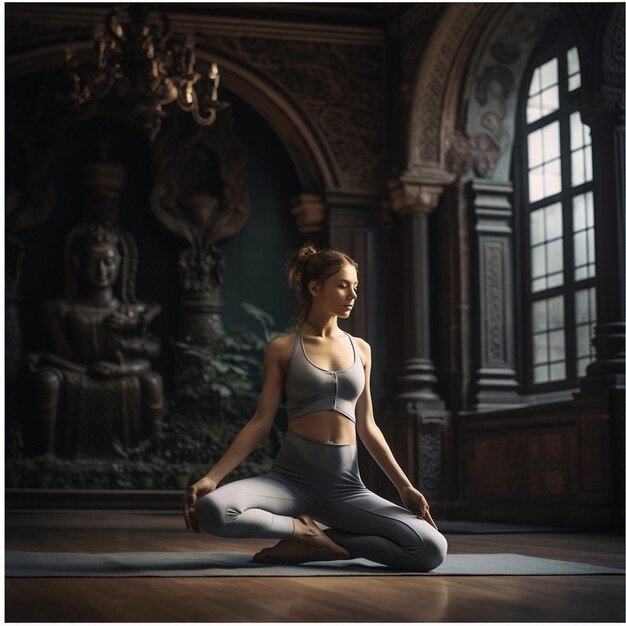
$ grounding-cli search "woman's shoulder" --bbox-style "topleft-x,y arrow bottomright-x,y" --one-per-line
266,331 -> 299,356
347,333 -> 371,350
346,333 -> 371,367
266,331 -> 299,373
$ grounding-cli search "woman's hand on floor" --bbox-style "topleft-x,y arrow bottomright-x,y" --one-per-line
182,476 -> 218,533
399,485 -> 438,530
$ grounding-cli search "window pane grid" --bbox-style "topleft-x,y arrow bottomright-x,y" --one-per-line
527,58 -> 560,124
528,122 -> 562,203
532,295 -> 566,383
567,47 -> 581,91
573,191 -> 596,281
575,287 -> 597,377
570,111 -> 593,187
523,45 -> 597,390
530,203 -> 564,292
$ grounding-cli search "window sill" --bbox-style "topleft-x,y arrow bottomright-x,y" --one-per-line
459,387 -> 579,418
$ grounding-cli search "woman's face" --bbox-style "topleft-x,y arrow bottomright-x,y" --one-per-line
309,263 -> 358,318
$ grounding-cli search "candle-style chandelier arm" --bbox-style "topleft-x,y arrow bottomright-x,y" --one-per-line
57,5 -> 228,138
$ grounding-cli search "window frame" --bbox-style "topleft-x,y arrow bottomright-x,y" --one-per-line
514,23 -> 597,394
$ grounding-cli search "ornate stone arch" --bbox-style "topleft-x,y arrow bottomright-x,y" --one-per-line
405,2 -> 487,176
194,46 -> 340,193
404,3 -> 559,183
6,39 -> 340,197
455,4 -> 559,182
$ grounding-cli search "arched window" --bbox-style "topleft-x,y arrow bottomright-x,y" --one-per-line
517,25 -> 597,391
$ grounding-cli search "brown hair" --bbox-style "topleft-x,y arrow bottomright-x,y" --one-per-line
285,242 -> 359,328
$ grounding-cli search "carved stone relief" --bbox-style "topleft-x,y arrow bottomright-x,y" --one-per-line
150,109 -> 250,345
484,241 -> 505,364
208,36 -> 385,191
420,431 -> 444,491
461,4 -> 558,181
400,5 -> 443,95
407,3 -> 483,169
603,4 -> 625,76
445,132 -> 501,179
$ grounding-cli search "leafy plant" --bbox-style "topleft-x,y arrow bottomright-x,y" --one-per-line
174,302 -> 290,422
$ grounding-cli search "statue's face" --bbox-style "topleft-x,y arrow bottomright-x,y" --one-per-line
80,244 -> 121,289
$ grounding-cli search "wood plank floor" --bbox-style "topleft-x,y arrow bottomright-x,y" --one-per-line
5,510 -> 625,623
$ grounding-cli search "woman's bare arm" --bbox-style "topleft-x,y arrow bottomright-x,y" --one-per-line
183,336 -> 288,532
354,338 -> 437,528
203,337 -> 285,485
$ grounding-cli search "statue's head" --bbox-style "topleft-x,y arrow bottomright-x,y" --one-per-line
71,225 -> 121,290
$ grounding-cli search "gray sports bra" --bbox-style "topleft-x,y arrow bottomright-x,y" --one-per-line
284,327 -> 365,423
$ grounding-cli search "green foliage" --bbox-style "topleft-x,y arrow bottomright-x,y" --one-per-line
174,302 -> 290,422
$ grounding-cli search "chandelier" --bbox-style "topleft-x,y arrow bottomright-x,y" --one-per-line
60,3 -> 228,139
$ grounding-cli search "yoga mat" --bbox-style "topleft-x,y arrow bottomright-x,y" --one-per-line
5,551 -> 624,577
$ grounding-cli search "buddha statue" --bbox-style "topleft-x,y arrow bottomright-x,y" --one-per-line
28,224 -> 163,459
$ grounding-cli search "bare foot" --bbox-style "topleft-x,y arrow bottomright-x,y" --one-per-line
252,514 -> 350,564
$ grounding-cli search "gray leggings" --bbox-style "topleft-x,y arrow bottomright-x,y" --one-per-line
196,431 -> 448,571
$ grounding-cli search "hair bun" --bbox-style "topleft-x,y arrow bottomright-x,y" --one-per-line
299,243 -> 318,259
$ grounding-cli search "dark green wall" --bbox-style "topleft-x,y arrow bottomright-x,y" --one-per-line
217,91 -> 302,336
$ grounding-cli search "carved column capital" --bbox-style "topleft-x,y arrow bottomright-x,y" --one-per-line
576,85 -> 625,128
290,194 -> 326,233
388,169 -> 454,216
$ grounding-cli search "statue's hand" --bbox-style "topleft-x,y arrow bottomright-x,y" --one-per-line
88,361 -> 122,379
106,312 -> 139,331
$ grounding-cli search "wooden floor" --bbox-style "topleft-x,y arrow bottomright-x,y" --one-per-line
5,510 -> 625,623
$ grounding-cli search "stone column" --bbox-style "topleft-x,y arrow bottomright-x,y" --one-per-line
574,85 -> 625,526
388,177 -> 448,405
467,180 -> 522,409
385,173 -> 452,501
577,88 -> 625,396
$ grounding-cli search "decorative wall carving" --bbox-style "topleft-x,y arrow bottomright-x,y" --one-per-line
388,178 -> 447,216
469,180 -> 520,409
150,110 -> 250,345
602,4 -> 625,75
462,4 -> 557,182
405,4 -> 556,181
408,3 -> 483,168
7,6 -> 386,193
445,132 -> 501,178
421,431 -> 444,491
400,5 -> 443,94
209,36 -> 385,190
484,241 -> 505,364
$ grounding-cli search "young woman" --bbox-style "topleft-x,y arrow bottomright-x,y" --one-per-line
182,244 -> 448,571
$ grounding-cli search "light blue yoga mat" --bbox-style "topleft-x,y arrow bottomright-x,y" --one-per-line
5,551 -> 624,577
